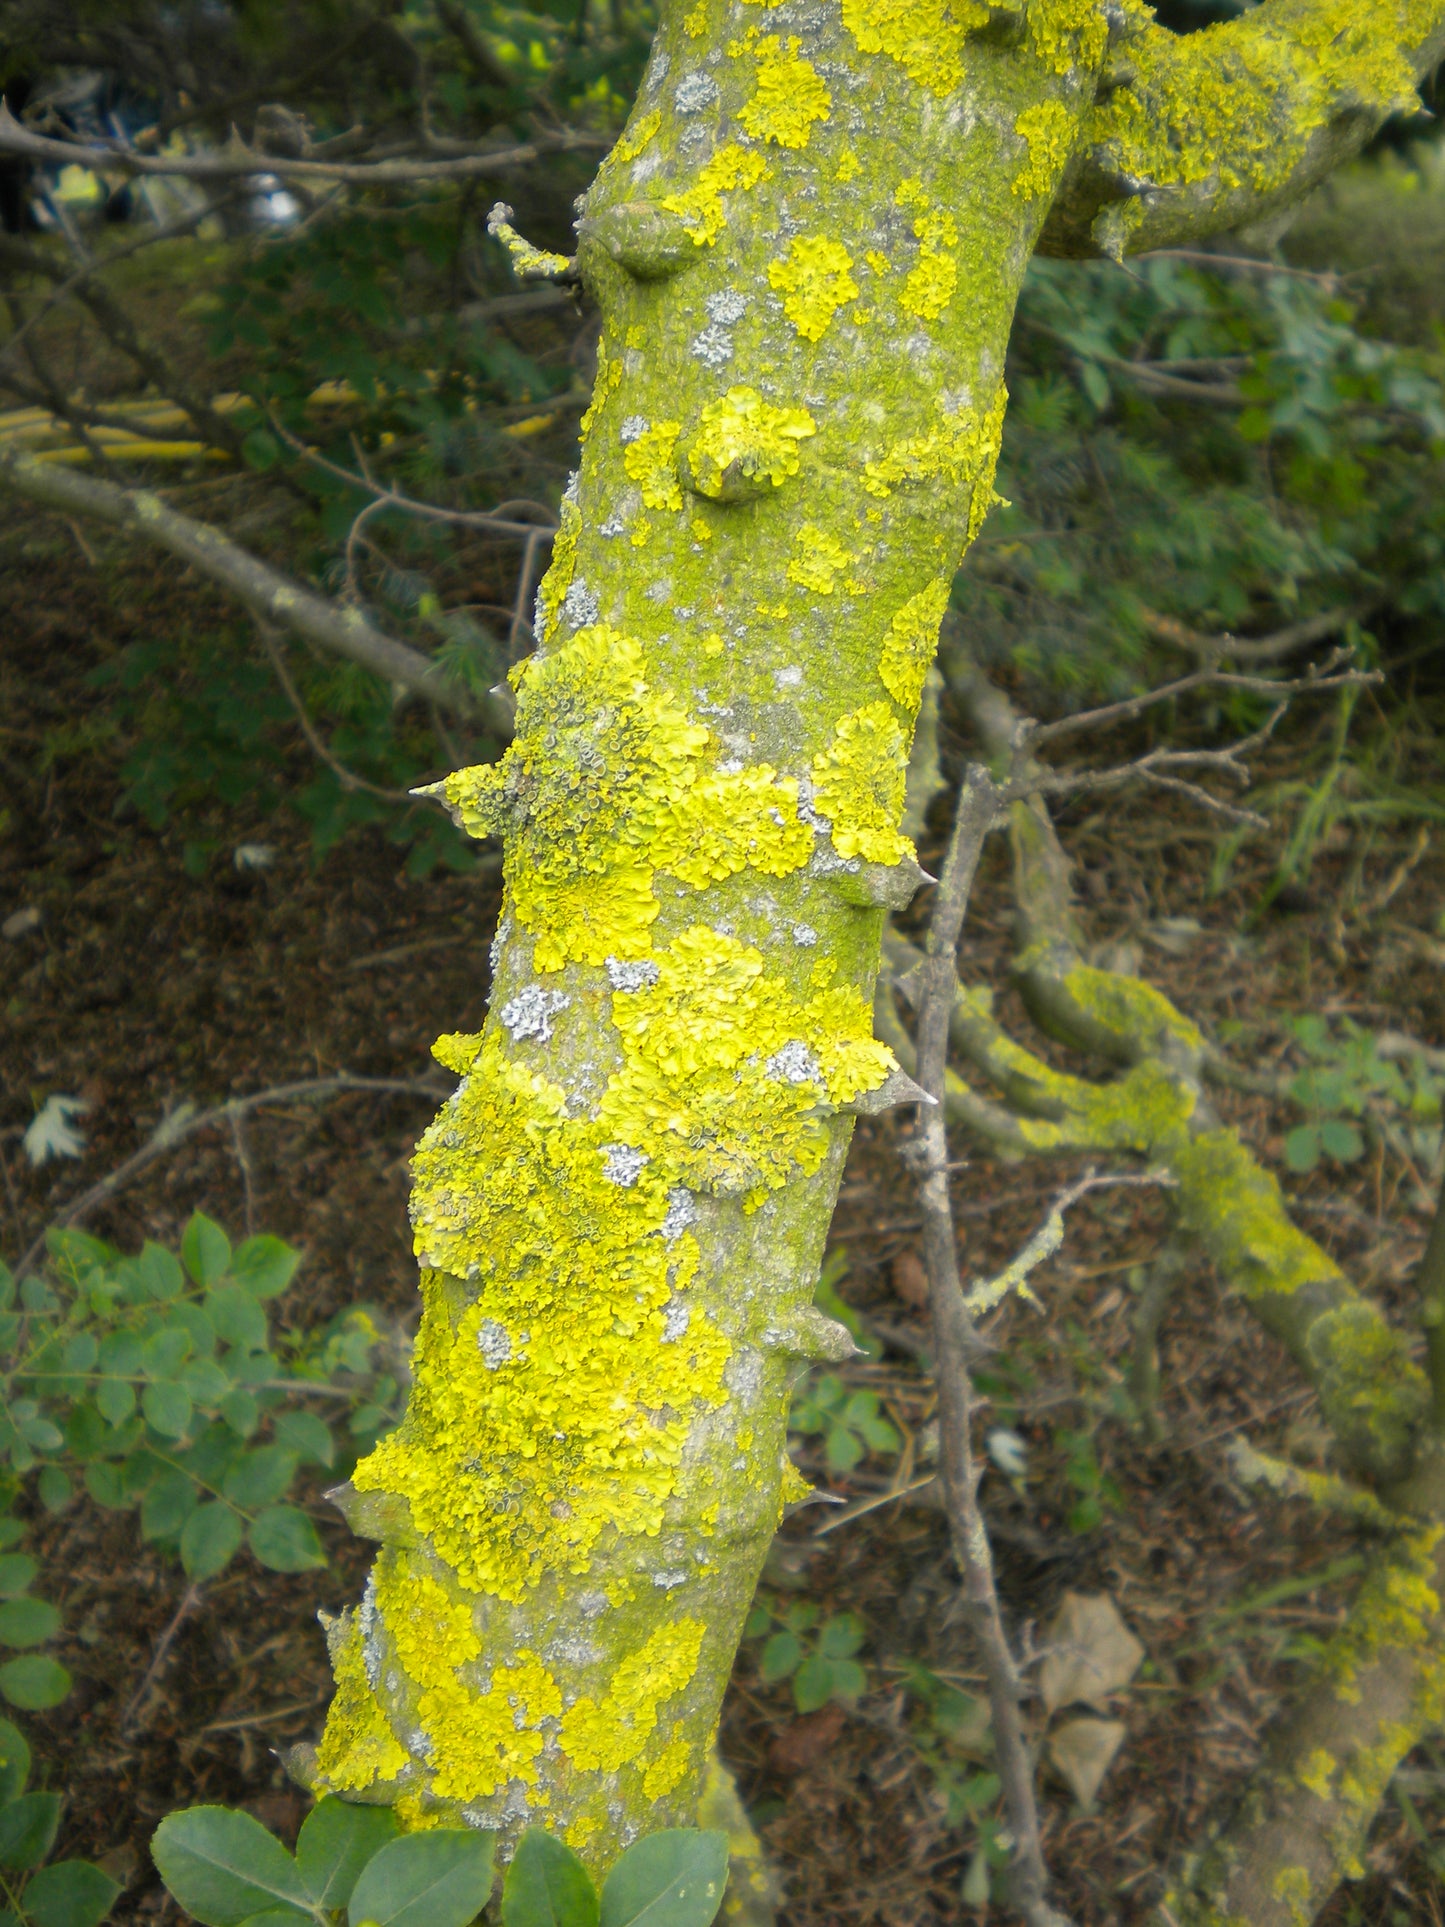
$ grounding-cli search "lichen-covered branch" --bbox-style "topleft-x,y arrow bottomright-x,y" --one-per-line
1040,0 -> 1445,260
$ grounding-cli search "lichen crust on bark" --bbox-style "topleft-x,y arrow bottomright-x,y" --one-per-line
301,0 -> 1116,1860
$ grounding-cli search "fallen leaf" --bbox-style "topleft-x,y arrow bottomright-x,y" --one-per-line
891,1248 -> 930,1309
1037,1591 -> 1144,1715
23,1094 -> 88,1167
1047,1716 -> 1126,1811
769,1703 -> 846,1774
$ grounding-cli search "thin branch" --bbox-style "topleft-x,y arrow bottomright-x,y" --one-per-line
0,105 -> 605,187
254,620 -> 421,802
16,1075 -> 448,1282
120,1581 -> 205,1738
0,444 -> 511,728
1419,1149 -> 1445,1430
1028,653 -> 1377,745
1138,249 -> 1346,289
901,767 -> 1071,1927
1139,602 -> 1374,665
963,1169 -> 1175,1318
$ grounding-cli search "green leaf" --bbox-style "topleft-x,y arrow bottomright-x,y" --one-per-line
143,1382 -> 194,1440
182,1215 -> 233,1289
137,1241 -> 185,1301
207,1286 -> 269,1353
242,428 -> 281,471
0,1598 -> 61,1648
181,1504 -> 246,1580
0,1790 -> 61,1868
1319,1117 -> 1365,1163
273,1412 -> 334,1469
1283,1125 -> 1322,1172
346,1829 -> 495,1927
598,1831 -> 728,1927
0,1718 -> 30,1803
141,1469 -> 198,1542
84,1462 -> 126,1510
792,1655 -> 837,1713
759,1632 -> 801,1684
297,1796 -> 398,1911
0,1656 -> 71,1709
503,1828 -> 598,1927
0,1524 -> 22,1551
96,1379 -> 137,1428
826,1658 -> 866,1702
823,1426 -> 863,1473
0,1557 -> 37,1599
62,1332 -> 99,1374
223,1448 -> 299,1510
233,1237 -> 301,1300
22,1858 -> 122,1927
37,1466 -> 73,1515
818,1614 -> 864,1660
248,1507 -> 325,1573
142,1328 -> 193,1379
221,1390 -> 261,1438
152,1807 -> 313,1927
235,1912 -> 314,1927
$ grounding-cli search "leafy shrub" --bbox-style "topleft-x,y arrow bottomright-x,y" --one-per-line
1278,1015 -> 1445,1173
745,1599 -> 868,1712
788,1374 -> 898,1474
1,1214 -> 397,1587
152,1801 -> 728,1927
0,1716 -> 119,1927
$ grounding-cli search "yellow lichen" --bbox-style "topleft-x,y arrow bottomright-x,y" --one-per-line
863,387 -> 1007,536
878,577 -> 950,711
810,703 -> 914,867
786,524 -> 857,596
562,1619 -> 706,1773
737,35 -> 831,148
313,1619 -> 410,1793
767,236 -> 860,342
682,386 -> 816,499
1297,1747 -> 1336,1799
839,0 -> 989,95
1013,99 -> 1078,200
613,110 -> 662,167
835,147 -> 860,183
623,421 -> 684,512
372,1550 -> 563,1802
1027,0 -> 1111,76
532,491 -> 582,644
895,180 -> 958,322
652,766 -> 814,887
661,144 -> 771,246
641,1728 -> 694,1798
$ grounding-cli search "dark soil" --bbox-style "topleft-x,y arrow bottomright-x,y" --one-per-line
4,499 -> 1445,1926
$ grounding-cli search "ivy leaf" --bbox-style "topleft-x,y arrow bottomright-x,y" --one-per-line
181,1504 -> 246,1580
21,1859 -> 122,1927
0,1656 -> 71,1710
248,1506 -> 325,1572
346,1828 -> 495,1927
153,1806 -> 313,1926
233,1237 -> 301,1300
598,1830 -> 728,1927
297,1795 -> 398,1911
503,1827 -> 599,1927
0,1790 -> 61,1869
182,1215 -> 233,1289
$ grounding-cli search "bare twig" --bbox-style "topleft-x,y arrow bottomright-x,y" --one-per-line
254,620 -> 422,801
964,1169 -> 1174,1318
120,1581 -> 205,1737
1139,602 -> 1372,665
1028,653 -> 1378,746
901,766 -> 1071,1927
0,105 -> 604,188
0,445 -> 513,728
16,1075 -> 448,1282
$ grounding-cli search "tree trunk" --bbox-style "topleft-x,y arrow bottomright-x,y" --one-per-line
293,0 -> 1094,1852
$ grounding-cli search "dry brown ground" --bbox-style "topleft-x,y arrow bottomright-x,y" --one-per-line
3,502 -> 1445,1926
